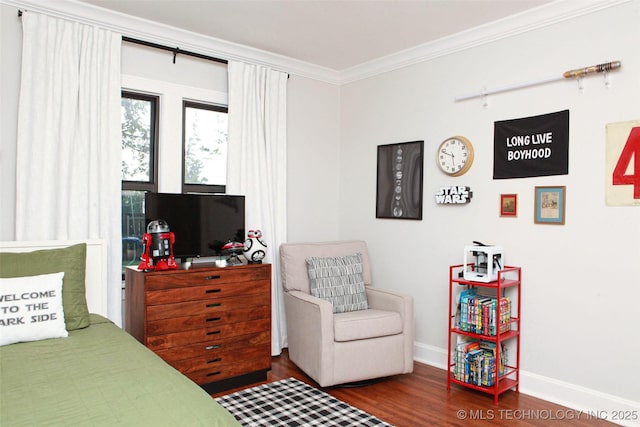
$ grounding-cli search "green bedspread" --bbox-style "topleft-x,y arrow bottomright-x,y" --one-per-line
0,314 -> 240,426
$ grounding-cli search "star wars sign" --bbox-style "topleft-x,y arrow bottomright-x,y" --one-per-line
435,186 -> 472,204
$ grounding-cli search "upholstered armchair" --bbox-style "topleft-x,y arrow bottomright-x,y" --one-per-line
279,240 -> 414,387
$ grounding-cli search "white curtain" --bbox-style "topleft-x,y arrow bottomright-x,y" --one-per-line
16,12 -> 123,326
227,61 -> 288,355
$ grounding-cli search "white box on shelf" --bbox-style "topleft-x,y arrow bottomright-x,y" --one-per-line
463,245 -> 504,283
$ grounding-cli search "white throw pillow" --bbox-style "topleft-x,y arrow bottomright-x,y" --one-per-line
306,253 -> 369,313
0,272 -> 68,346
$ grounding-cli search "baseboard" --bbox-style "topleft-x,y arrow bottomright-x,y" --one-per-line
519,371 -> 640,427
413,341 -> 448,370
413,342 -> 640,427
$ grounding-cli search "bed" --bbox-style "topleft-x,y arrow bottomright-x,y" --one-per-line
0,240 -> 240,426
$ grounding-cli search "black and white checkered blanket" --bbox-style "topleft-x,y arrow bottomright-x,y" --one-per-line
215,377 -> 393,426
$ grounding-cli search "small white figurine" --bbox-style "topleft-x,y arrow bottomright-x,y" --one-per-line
243,229 -> 267,264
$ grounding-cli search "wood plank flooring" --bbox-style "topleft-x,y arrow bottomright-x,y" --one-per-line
212,350 -> 614,426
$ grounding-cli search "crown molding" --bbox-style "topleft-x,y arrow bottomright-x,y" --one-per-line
339,0 -> 632,84
2,0 -> 631,86
2,0 -> 343,84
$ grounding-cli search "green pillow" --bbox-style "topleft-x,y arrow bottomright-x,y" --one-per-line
0,243 -> 89,330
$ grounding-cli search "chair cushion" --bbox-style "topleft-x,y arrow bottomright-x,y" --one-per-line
333,309 -> 403,342
306,253 -> 368,313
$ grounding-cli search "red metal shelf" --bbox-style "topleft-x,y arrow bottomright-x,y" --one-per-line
446,264 -> 521,404
448,374 -> 519,396
449,327 -> 519,342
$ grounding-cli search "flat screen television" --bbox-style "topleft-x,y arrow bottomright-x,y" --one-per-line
144,192 -> 245,261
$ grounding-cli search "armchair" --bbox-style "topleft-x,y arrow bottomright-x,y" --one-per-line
279,240 -> 414,387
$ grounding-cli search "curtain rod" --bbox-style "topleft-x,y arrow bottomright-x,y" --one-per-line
17,10 -> 227,65
122,36 -> 228,65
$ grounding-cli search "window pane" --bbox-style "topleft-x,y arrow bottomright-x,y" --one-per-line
122,96 -> 153,182
121,190 -> 146,272
184,104 -> 228,186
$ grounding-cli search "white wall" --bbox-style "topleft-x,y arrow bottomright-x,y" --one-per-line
286,75 -> 341,242
339,0 -> 639,413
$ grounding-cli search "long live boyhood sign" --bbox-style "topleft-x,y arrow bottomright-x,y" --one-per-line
493,110 -> 569,179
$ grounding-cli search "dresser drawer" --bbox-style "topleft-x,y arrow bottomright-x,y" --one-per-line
147,305 -> 270,336
146,292 -> 270,321
146,280 -> 269,305
146,317 -> 271,351
183,355 -> 272,385
155,331 -> 270,363
145,265 -> 270,290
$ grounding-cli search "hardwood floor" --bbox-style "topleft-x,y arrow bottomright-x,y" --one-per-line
213,350 -> 614,426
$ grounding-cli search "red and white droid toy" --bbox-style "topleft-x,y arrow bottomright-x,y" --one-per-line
243,229 -> 267,264
138,219 -> 178,271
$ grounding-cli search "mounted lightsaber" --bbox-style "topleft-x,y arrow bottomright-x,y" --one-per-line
455,60 -> 622,102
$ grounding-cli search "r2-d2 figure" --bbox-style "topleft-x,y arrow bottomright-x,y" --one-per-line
243,229 -> 267,264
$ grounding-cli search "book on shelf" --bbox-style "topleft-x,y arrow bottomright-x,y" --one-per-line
454,339 -> 507,386
454,340 -> 480,382
454,288 -> 511,336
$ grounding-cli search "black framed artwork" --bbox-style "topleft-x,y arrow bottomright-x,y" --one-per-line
376,140 -> 424,220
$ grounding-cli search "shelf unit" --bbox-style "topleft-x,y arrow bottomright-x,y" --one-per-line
447,264 -> 521,404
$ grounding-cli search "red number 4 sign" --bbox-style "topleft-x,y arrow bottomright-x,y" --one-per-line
607,121 -> 640,205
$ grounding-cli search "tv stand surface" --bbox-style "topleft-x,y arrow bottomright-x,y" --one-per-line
187,261 -> 221,269
124,264 -> 271,392
185,255 -> 248,269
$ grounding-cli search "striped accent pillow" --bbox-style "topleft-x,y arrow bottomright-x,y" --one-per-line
306,253 -> 369,313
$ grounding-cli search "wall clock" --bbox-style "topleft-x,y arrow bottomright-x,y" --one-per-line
437,136 -> 474,176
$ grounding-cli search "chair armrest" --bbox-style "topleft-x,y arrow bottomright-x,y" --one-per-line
366,286 -> 414,367
283,290 -> 336,384
366,287 -> 413,319
284,290 -> 335,347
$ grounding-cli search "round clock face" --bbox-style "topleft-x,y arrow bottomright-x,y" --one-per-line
437,136 -> 474,176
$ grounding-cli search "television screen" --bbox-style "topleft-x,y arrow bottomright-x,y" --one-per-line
145,193 -> 245,260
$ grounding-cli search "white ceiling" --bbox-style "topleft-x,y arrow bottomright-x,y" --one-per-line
79,0 -> 553,71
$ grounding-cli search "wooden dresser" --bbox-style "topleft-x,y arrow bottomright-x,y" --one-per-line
124,263 -> 271,393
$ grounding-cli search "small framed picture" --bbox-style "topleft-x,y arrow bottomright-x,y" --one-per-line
500,194 -> 518,217
534,186 -> 566,225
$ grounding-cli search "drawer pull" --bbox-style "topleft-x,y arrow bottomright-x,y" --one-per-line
205,275 -> 221,280
206,371 -> 222,377
205,289 -> 221,294
207,358 -> 222,364
205,344 -> 222,350
206,303 -> 221,308
206,330 -> 221,336
206,317 -> 221,322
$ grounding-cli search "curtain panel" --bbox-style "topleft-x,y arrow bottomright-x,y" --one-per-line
227,61 -> 288,355
16,12 -> 123,326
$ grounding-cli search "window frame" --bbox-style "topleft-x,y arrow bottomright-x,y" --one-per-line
121,91 -> 160,193
182,100 -> 228,194
120,91 -> 159,277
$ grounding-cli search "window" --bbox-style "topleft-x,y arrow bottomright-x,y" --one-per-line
121,92 -> 158,272
120,90 -> 230,273
182,101 -> 228,193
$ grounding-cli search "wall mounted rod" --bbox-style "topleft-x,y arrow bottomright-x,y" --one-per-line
455,60 -> 621,102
